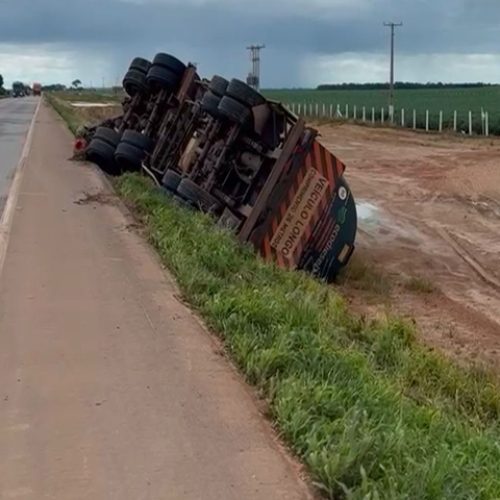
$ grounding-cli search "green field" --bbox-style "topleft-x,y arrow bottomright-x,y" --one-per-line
263,87 -> 500,134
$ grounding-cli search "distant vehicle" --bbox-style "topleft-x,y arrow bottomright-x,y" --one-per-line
33,82 -> 42,96
12,81 -> 25,98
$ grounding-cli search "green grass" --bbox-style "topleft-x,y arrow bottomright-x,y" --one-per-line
263,86 -> 500,134
45,93 -> 120,136
45,93 -> 83,135
53,89 -> 123,103
114,174 -> 500,499
337,254 -> 392,296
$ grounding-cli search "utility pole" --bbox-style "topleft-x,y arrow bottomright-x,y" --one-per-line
383,21 -> 402,122
246,44 -> 265,90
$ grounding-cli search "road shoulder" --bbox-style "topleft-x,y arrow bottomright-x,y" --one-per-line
0,101 -> 313,500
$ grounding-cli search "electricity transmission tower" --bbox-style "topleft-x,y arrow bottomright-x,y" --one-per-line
246,44 -> 265,90
383,22 -> 403,122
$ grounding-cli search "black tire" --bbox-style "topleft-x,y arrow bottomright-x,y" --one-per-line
146,65 -> 181,91
172,194 -> 194,209
114,142 -> 146,172
226,79 -> 266,107
208,75 -> 228,97
123,69 -> 147,96
152,53 -> 186,77
129,57 -> 151,74
177,178 -> 221,211
121,129 -> 154,153
200,91 -> 221,117
217,96 -> 252,126
94,127 -> 121,148
162,169 -> 182,191
86,138 -> 120,175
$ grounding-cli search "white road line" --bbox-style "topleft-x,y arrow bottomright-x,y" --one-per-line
0,98 -> 41,276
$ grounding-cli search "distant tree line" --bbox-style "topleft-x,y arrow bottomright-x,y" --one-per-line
316,82 -> 496,91
42,84 -> 67,91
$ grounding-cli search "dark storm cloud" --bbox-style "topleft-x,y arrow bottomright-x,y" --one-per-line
0,0 -> 498,85
1,0 -> 497,51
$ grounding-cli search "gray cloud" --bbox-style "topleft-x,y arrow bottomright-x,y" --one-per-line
0,0 -> 498,86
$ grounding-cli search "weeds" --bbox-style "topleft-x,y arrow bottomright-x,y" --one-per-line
404,276 -> 436,294
45,93 -> 119,135
114,173 -> 500,499
337,254 -> 392,296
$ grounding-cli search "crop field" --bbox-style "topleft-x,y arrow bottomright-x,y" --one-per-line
263,86 -> 500,133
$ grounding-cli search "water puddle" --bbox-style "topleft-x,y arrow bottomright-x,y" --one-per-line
357,201 -> 379,221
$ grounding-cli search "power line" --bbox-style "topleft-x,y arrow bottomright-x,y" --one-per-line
246,44 -> 265,90
383,21 -> 403,122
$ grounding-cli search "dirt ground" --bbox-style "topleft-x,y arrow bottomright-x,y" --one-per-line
318,123 -> 500,367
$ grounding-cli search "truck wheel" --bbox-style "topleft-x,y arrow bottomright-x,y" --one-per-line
146,65 -> 181,91
226,79 -> 266,107
162,169 -> 182,192
86,139 -> 120,175
152,53 -> 186,77
114,142 -> 146,172
177,178 -> 221,212
208,75 -> 229,97
94,127 -> 121,148
217,96 -> 252,126
129,57 -> 151,74
121,129 -> 154,153
123,69 -> 147,96
200,91 -> 222,117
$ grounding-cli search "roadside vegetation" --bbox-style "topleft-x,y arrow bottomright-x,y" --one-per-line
49,96 -> 500,499
46,93 -> 121,135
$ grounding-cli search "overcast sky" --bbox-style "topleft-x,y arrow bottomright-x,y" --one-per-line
0,0 -> 499,88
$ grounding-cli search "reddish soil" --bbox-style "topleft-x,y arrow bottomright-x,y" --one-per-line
318,123 -> 500,367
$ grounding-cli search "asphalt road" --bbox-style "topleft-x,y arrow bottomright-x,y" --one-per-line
0,102 -> 311,499
0,97 -> 39,216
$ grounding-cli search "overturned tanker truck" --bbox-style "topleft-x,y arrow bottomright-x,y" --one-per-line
80,53 -> 358,282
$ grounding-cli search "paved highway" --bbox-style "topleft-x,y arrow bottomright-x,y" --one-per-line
0,102 -> 311,499
0,97 -> 39,216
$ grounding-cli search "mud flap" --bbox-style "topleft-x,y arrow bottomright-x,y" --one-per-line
298,176 -> 357,282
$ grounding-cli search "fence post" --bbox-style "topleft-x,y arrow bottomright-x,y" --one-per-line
329,104 -> 333,119
413,109 -> 416,130
381,108 -> 385,124
362,106 -> 366,122
315,103 -> 319,117
401,108 -> 405,127
336,104 -> 342,118
439,111 -> 443,132
453,110 -> 457,132
322,103 -> 326,118
345,104 -> 349,119
353,105 -> 357,120
426,110 -> 429,132
469,111 -> 472,136
372,107 -> 375,124
304,102 -> 307,116
309,103 -> 312,116
486,111 -> 489,137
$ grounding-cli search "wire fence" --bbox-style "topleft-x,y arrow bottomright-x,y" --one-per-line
284,102 -> 493,136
